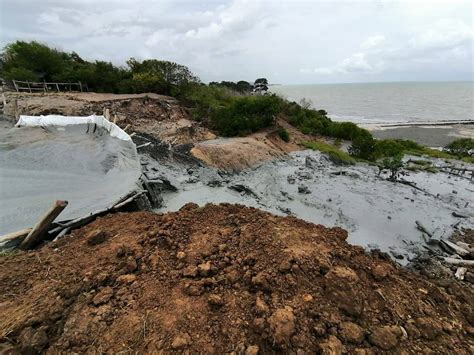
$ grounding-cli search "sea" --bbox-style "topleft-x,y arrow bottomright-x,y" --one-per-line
270,81 -> 473,126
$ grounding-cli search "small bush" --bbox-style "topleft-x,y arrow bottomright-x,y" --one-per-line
349,134 -> 376,160
303,141 -> 355,165
444,138 -> 474,157
378,154 -> 404,181
211,95 -> 282,137
278,128 -> 290,142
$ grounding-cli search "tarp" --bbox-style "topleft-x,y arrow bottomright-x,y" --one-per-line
0,115 -> 142,235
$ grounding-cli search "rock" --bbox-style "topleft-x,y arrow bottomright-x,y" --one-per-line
176,251 -> 186,260
454,267 -> 467,280
116,274 -> 137,284
371,264 -> 391,281
390,251 -> 404,260
245,345 -> 259,355
278,259 -> 292,273
268,306 -> 296,346
404,322 -> 420,339
251,272 -> 270,289
324,266 -> 363,317
198,261 -> 212,276
465,271 -> 474,284
287,175 -> 296,184
171,333 -> 191,349
93,287 -> 114,305
339,322 -> 365,344
298,185 -> 310,194
19,326 -> 49,354
208,294 -> 225,307
86,229 -> 108,246
368,325 -> 401,350
255,295 -> 269,314
318,335 -> 343,355
124,256 -> 138,273
313,324 -> 326,337
183,265 -> 198,278
415,317 -> 443,340
325,266 -> 360,283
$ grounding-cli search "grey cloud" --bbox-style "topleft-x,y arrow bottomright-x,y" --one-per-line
0,0 -> 472,83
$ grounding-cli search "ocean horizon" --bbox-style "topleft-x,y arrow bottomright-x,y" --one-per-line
271,81 -> 474,125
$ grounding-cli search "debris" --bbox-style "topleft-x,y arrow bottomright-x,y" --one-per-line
19,200 -> 68,250
454,267 -> 467,280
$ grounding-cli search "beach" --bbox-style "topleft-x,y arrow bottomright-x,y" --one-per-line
368,123 -> 474,147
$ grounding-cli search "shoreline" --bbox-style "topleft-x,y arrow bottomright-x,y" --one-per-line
364,123 -> 473,148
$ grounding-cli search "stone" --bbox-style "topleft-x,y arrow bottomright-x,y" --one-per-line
245,345 -> 259,355
116,274 -> 137,284
198,261 -> 212,276
298,185 -> 310,194
19,326 -> 49,354
268,307 -> 296,346
176,251 -> 186,260
208,294 -> 225,307
339,322 -> 365,344
415,317 -> 443,340
183,265 -> 198,278
171,333 -> 191,349
255,295 -> 269,314
368,325 -> 402,350
371,264 -> 391,281
319,335 -> 343,355
86,229 -> 108,246
93,287 -> 114,305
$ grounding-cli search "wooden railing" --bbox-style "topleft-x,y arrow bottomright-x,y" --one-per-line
12,80 -> 88,93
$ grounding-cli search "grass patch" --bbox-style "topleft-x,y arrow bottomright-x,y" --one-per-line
278,128 -> 290,142
302,141 -> 356,165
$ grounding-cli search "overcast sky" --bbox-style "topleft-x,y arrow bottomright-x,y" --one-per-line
0,0 -> 472,84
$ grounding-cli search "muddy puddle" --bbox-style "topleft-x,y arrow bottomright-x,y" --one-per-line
148,150 -> 473,262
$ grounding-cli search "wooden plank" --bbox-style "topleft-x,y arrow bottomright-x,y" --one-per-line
19,200 -> 68,249
0,228 -> 32,244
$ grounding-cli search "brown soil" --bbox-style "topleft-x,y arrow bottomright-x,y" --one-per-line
3,92 -> 215,144
1,204 -> 473,354
190,118 -> 307,172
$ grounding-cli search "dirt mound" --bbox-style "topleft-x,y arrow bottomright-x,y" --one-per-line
3,92 -> 214,144
191,121 -> 302,172
1,204 -> 473,353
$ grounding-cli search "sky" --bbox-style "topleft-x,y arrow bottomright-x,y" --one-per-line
0,0 -> 472,84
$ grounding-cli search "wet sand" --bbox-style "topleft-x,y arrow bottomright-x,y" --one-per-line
368,124 -> 473,147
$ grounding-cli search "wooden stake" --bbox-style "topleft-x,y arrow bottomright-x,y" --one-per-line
19,200 -> 68,250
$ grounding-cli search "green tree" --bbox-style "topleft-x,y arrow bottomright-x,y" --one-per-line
1,41 -> 66,81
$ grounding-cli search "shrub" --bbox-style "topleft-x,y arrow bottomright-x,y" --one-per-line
278,128 -> 290,142
444,138 -> 474,157
210,95 -> 282,136
378,154 -> 404,181
349,134 -> 376,160
303,141 -> 355,165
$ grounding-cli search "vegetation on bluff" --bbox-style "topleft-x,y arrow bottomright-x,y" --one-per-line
1,40 -> 471,163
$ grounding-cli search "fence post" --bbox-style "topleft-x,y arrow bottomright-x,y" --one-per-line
26,81 -> 32,93
79,81 -> 83,92
56,83 -> 60,92
12,80 -> 19,92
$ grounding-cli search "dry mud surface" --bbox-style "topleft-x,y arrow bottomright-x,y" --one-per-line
1,204 -> 473,353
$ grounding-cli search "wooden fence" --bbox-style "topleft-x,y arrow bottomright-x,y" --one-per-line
12,80 -> 88,93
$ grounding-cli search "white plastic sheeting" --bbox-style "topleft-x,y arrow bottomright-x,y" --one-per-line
17,114 -> 131,141
0,115 -> 141,235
